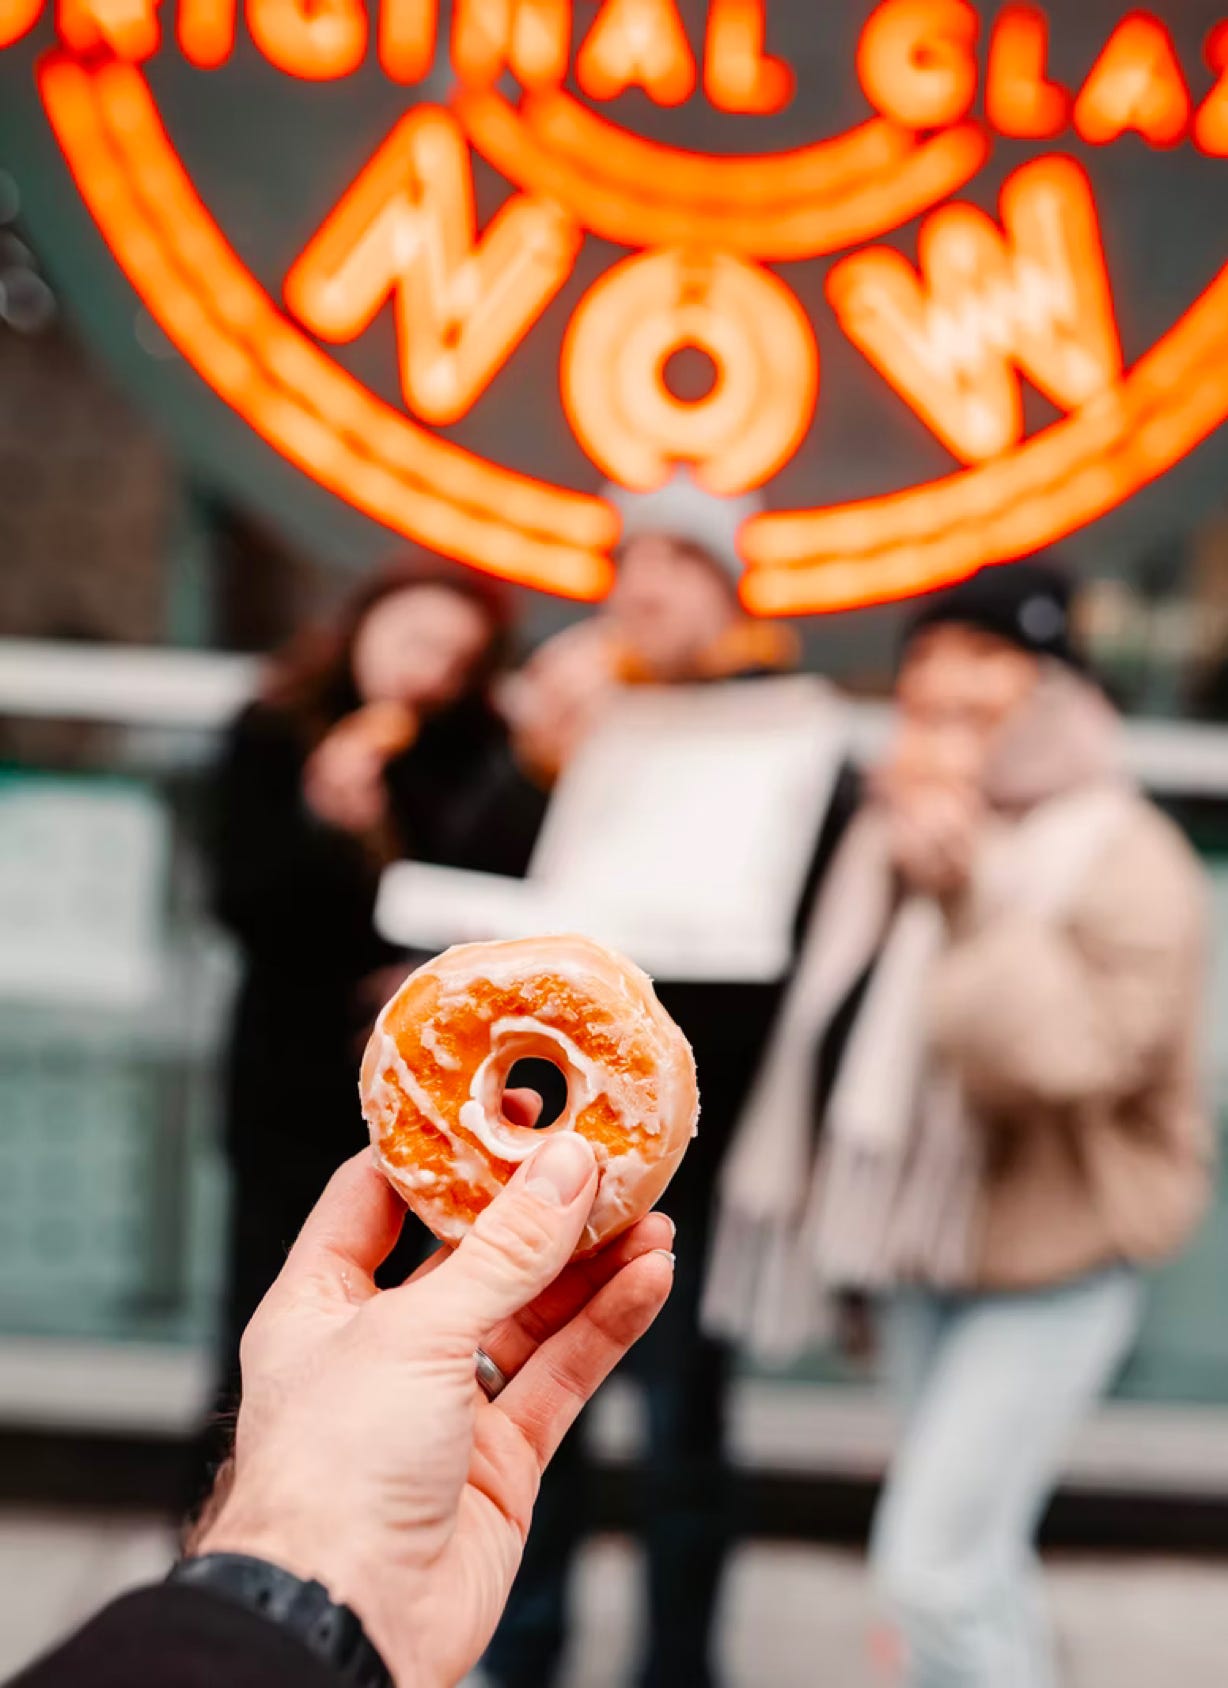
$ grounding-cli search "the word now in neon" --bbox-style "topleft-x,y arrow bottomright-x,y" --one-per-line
282,102 -> 1117,480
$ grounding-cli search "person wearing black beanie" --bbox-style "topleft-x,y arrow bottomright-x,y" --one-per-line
706,554 -> 1210,1687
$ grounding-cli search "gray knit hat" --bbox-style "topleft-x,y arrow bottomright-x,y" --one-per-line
603,471 -> 764,581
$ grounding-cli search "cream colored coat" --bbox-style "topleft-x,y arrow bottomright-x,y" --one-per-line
930,795 -> 1212,1288
704,675 -> 1215,1358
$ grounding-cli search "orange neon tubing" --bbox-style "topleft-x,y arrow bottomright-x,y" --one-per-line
856,0 -> 979,131
1194,21 -> 1228,157
378,0 -> 437,83
575,0 -> 696,107
740,261 -> 1228,615
452,88 -> 989,261
827,157 -> 1123,466
561,247 -> 819,494
985,5 -> 1069,140
38,53 -> 615,601
57,0 -> 161,61
1072,15 -> 1192,149
0,0 -> 43,47
703,0 -> 794,116
178,0 -> 237,68
451,0 -> 570,92
284,106 -> 582,427
244,0 -> 367,81
514,87 -> 899,204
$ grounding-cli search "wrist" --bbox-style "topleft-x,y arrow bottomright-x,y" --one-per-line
195,1506 -> 395,1671
169,1551 -> 395,1688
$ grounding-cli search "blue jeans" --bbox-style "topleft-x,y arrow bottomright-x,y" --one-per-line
870,1268 -> 1143,1688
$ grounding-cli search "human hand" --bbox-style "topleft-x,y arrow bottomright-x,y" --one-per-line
499,626 -> 618,780
302,704 -> 417,833
883,774 -> 984,901
195,1135 -> 674,1687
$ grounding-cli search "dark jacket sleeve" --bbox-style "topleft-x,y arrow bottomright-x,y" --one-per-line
209,704 -> 380,961
8,1585 -> 344,1688
384,705 -> 548,881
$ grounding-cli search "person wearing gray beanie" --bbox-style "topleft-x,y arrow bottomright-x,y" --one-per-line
500,472 -> 796,781
487,475 -> 857,1688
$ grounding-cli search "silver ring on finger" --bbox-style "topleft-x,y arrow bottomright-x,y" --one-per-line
475,1346 -> 509,1401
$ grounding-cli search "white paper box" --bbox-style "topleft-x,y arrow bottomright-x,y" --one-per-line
376,677 -> 846,983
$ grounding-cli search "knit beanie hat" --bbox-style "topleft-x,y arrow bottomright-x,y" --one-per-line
603,471 -> 764,583
901,558 -> 1082,670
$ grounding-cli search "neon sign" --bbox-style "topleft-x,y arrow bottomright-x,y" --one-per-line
4,0 -> 1228,612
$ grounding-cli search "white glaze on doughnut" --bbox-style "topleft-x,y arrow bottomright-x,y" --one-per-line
367,1028 -> 499,1200
582,1145 -> 655,1249
419,1020 -> 461,1070
361,935 -> 698,1253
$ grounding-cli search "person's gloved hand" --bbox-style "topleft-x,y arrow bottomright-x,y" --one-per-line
195,1134 -> 674,1687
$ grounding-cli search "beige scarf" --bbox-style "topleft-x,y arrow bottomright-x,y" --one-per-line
702,667 -> 1132,1360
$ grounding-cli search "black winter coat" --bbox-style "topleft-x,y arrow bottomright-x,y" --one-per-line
8,1586 -> 346,1688
211,693 -> 545,1178
205,692 -> 546,1401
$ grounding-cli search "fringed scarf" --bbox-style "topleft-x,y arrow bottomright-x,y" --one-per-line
702,666 -> 1133,1361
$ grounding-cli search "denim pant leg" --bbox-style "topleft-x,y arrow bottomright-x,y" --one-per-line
871,1268 -> 1143,1688
881,1286 -> 950,1426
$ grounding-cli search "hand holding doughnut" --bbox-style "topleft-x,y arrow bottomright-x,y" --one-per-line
302,701 -> 417,834
360,934 -> 699,1253
195,1142 -> 675,1688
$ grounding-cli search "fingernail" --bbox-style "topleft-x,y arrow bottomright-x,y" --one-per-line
662,1214 -> 677,1243
651,1249 -> 677,1268
525,1134 -> 595,1206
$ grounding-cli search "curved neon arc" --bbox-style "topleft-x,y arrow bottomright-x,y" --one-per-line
454,87 -> 990,260
35,53 -> 1228,617
741,271 -> 1228,614
37,53 -> 617,601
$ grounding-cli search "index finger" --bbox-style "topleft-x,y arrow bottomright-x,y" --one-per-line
478,1211 -> 674,1381
280,1151 -> 406,1296
495,1251 -> 675,1468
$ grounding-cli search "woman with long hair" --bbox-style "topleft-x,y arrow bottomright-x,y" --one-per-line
203,553 -> 544,1474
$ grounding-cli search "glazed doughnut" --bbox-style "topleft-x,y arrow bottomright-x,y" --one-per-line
360,934 -> 698,1252
358,699 -> 418,758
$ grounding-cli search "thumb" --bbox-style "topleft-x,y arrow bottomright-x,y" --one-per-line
419,1134 -> 598,1348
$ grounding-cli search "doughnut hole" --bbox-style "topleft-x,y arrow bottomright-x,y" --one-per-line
502,1056 -> 568,1130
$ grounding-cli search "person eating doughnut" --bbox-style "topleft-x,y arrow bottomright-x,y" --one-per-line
201,550 -> 547,1505
489,474 -> 859,1688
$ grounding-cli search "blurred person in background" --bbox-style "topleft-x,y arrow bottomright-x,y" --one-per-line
487,475 -> 858,1688
201,553 -> 544,1494
709,560 -> 1211,1686
501,473 -> 801,781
